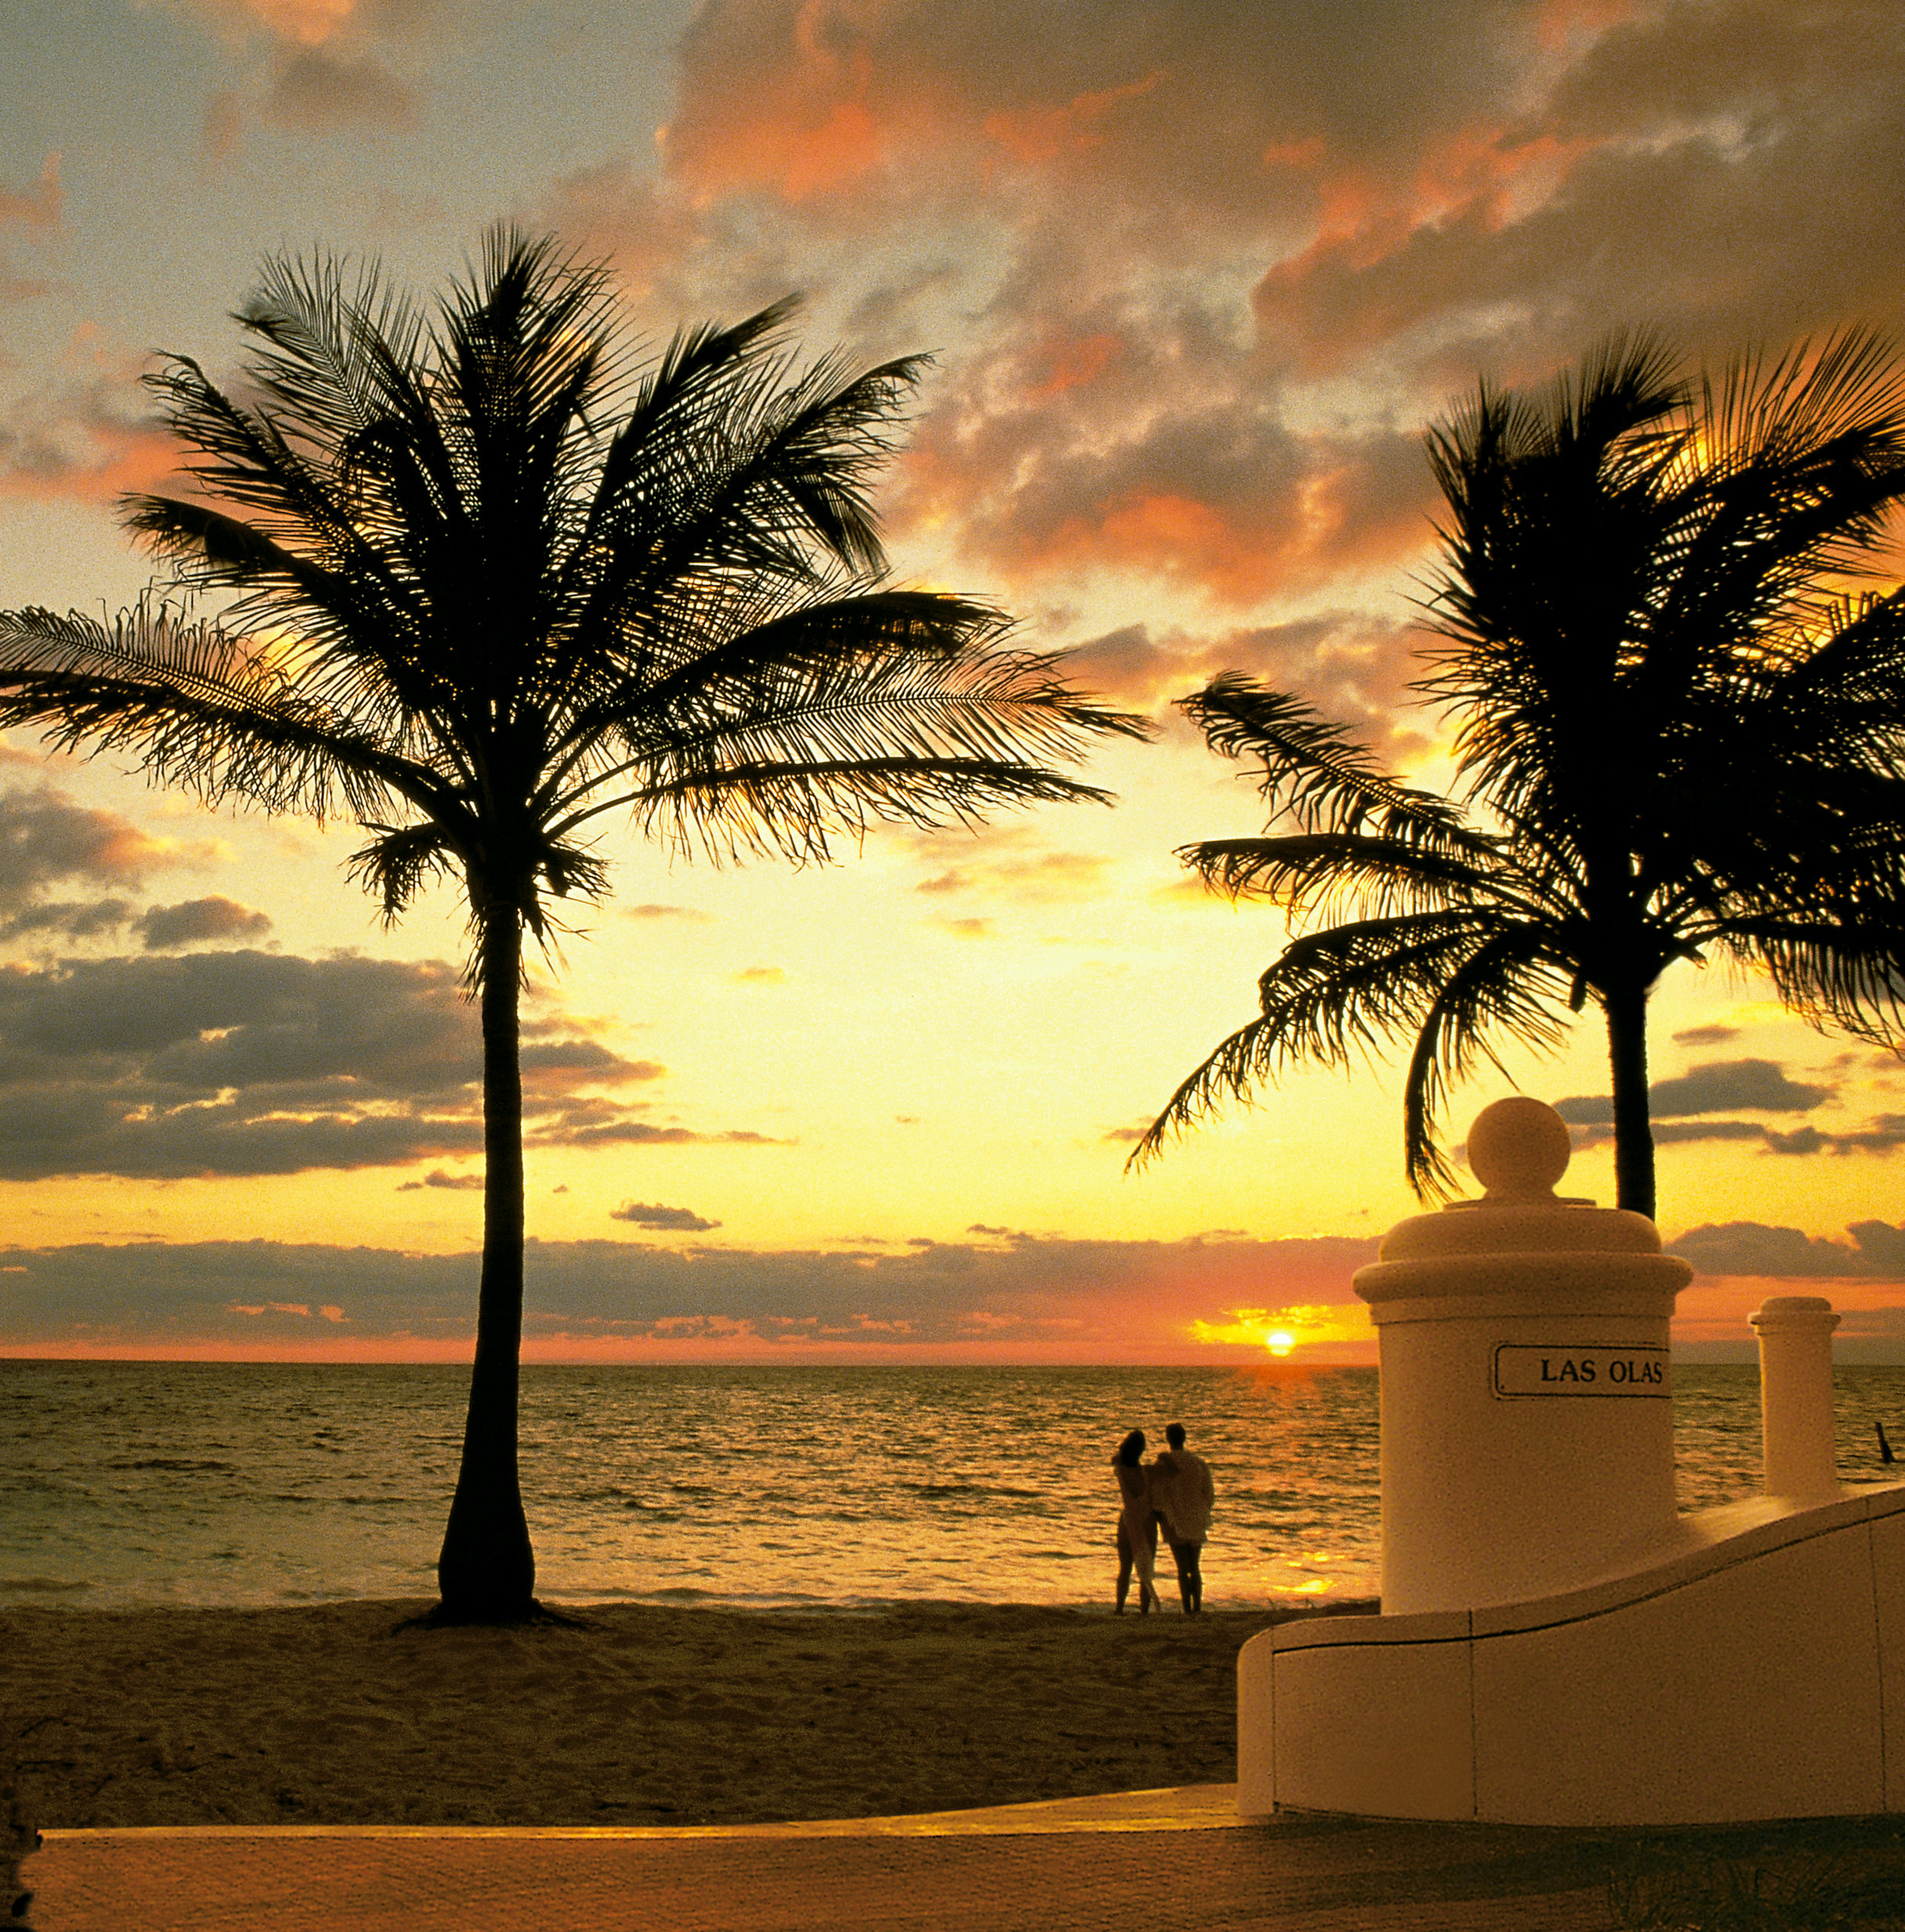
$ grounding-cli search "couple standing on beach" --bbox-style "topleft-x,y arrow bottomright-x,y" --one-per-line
1112,1422 -> 1215,1616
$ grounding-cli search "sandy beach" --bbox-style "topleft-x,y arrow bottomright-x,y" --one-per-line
2,1599 -> 1366,1831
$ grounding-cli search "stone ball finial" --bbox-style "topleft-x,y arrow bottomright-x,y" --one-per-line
1465,1096 -> 1573,1201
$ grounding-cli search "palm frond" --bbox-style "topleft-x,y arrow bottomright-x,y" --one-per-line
549,598 -> 1147,850
1128,908 -> 1545,1169
1180,831 -> 1513,921
6,232 -> 1142,995
627,755 -> 1116,863
1400,934 -> 1574,1198
1180,675 -> 1478,849
347,821 -> 460,923
0,601 -> 434,824
234,248 -> 428,454
599,626 -> 1145,858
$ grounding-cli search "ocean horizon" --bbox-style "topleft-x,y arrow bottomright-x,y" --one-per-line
6,1360 -> 1903,1614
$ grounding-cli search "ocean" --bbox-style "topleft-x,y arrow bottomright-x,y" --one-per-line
3,1360 -> 1903,1613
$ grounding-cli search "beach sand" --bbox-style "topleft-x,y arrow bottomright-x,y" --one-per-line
3,1600 -> 1367,1831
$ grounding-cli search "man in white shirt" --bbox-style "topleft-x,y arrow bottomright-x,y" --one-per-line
1151,1421 -> 1215,1613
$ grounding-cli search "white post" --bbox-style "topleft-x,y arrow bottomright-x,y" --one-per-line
1354,1097 -> 1692,1613
1749,1296 -> 1841,1500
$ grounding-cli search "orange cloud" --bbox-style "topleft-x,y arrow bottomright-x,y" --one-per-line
549,0 -> 1905,673
0,351 -> 180,508
174,0 -> 362,49
1261,136 -> 1325,171
907,831 -> 1113,905
1058,610 -> 1422,729
0,155 -> 63,306
982,70 -> 1164,167
0,155 -> 62,233
1029,332 -> 1121,399
675,95 -> 888,205
661,16 -> 905,207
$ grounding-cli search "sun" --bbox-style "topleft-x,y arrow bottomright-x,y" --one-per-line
1266,1330 -> 1296,1357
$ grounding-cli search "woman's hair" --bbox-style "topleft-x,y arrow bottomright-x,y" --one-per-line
1116,1429 -> 1146,1467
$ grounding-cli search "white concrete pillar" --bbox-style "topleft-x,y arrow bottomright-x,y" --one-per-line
1354,1097 -> 1692,1613
1749,1296 -> 1842,1501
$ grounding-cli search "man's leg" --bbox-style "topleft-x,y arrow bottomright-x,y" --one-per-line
1166,1536 -> 1195,1613
1116,1520 -> 1134,1612
1184,1539 -> 1204,1613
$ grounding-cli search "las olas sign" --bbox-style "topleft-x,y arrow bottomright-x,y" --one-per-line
1492,1344 -> 1670,1399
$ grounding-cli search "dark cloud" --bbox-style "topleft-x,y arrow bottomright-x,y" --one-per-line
1250,3 -> 1905,389
1650,1059 -> 1834,1117
0,364 -> 175,503
610,1201 -> 722,1232
0,899 -> 136,944
0,950 -> 700,1179
0,1229 -> 1382,1351
0,785 -> 233,947
1555,1095 -> 1613,1126
1651,1119 -> 1776,1146
1672,1024 -> 1741,1048
620,903 -> 714,922
0,785 -> 174,908
264,51 -> 418,135
538,1117 -> 791,1149
134,897 -> 272,951
1554,1054 -> 1905,1156
200,88 -> 244,167
1556,1058 -> 1834,1126
1765,1117 -> 1905,1157
1570,1113 -> 1905,1157
661,0 -> 1521,229
518,1041 -> 664,1087
395,1169 -> 484,1193
1059,611 -> 1422,735
1669,1219 -> 1905,1280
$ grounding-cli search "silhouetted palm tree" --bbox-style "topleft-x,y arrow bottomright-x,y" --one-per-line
0,229 -> 1145,1620
1133,332 -> 1905,1221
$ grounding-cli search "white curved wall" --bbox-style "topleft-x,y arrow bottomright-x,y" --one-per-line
1241,1482 -> 1905,1826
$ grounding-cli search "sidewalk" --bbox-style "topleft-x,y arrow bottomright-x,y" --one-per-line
24,1786 -> 1625,1930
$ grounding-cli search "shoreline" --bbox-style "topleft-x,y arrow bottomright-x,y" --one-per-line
3,1598 -> 1374,1832
0,1588 -> 1373,1616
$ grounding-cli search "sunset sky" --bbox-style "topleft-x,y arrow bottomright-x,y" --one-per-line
2,0 -> 1904,1364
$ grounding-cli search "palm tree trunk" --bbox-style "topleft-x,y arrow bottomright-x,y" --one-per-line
435,903 -> 536,1621
1604,978 -> 1656,1222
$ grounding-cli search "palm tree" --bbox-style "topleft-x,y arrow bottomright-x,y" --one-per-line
1132,332 -> 1905,1222
0,229 -> 1145,1621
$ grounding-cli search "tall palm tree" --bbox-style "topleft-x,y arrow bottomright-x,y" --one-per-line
1132,332 -> 1905,1222
0,229 -> 1145,1621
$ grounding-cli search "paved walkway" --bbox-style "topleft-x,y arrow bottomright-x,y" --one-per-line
23,1786 -> 1628,1930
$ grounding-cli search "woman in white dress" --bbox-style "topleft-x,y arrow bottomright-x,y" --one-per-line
1111,1428 -> 1161,1614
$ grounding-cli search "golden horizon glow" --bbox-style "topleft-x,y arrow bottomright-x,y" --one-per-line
1189,1304 -> 1375,1354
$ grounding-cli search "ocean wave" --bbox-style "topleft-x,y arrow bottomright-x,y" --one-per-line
104,1458 -> 238,1472
2,1360 -> 1820,1612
